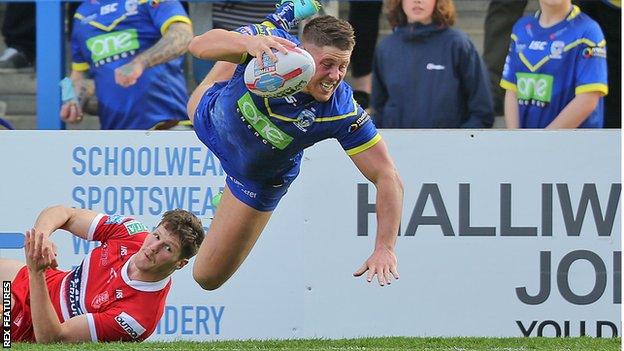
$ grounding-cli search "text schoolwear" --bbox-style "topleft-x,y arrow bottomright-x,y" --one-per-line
500,5 -> 608,128
71,0 -> 190,129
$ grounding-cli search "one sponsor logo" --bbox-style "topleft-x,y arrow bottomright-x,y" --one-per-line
294,109 -> 316,132
583,46 -> 606,59
115,312 -> 146,339
125,0 -> 138,15
228,176 -> 243,187
237,93 -> 294,150
516,72 -> 553,107
348,110 -> 371,133
100,3 -> 118,15
105,214 -> 127,225
115,289 -> 123,299
124,220 -> 149,235
86,29 -> 139,65
91,291 -> 109,309
550,40 -> 565,59
120,245 -> 128,258
529,41 -> 547,51
66,265 -> 84,317
426,63 -> 445,70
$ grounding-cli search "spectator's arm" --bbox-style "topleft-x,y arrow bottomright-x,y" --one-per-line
503,89 -> 520,128
458,41 -> 494,128
60,70 -> 89,124
546,92 -> 602,129
115,22 -> 192,87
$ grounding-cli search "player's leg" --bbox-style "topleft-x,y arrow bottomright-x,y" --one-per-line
193,185 -> 273,290
187,61 -> 237,123
0,258 -> 26,306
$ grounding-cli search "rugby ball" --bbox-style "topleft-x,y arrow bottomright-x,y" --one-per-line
244,47 -> 315,98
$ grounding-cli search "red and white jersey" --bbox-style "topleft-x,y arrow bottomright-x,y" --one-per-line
51,214 -> 171,342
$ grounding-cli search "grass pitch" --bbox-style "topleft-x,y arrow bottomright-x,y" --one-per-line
8,337 -> 622,351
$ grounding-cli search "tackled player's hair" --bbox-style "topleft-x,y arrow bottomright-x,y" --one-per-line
384,0 -> 456,29
302,15 -> 355,51
158,209 -> 205,259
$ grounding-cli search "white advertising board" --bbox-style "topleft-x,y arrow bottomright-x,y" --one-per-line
0,130 -> 620,340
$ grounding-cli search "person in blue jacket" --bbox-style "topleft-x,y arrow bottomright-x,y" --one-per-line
371,0 -> 493,129
187,1 -> 403,291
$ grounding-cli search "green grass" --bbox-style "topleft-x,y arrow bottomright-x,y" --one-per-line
9,337 -> 622,351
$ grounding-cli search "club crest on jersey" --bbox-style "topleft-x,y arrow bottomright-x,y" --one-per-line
294,109 -> 316,132
124,220 -> 148,235
91,291 -> 109,309
549,41 -> 564,59
125,0 -> 138,15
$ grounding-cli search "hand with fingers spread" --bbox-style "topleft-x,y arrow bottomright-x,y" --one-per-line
353,247 -> 399,287
25,229 -> 57,273
244,35 -> 297,68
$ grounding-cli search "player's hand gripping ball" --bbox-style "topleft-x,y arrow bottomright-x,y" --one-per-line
244,47 -> 315,98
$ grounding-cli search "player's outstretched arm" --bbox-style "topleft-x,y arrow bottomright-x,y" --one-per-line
349,140 -> 403,286
188,29 -> 296,65
25,229 -> 92,343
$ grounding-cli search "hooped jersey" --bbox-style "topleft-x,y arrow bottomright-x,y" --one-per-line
193,23 -> 380,187
71,0 -> 190,129
500,5 -> 608,128
50,214 -> 170,342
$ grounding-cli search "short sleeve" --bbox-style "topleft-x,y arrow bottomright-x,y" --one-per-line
147,0 -> 191,35
88,214 -> 150,243
500,32 -> 519,92
574,21 -> 608,95
335,104 -> 381,156
70,15 -> 89,71
89,310 -> 149,342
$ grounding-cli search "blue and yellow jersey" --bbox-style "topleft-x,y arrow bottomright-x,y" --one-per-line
500,5 -> 608,128
194,24 -> 380,187
71,0 -> 190,129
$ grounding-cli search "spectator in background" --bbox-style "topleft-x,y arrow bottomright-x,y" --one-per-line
348,0 -> 383,110
0,2 -> 35,72
501,0 -> 608,128
60,0 -> 193,130
372,0 -> 493,128
576,0 -> 620,128
482,0 -> 528,116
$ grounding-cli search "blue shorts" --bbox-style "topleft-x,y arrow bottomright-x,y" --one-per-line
226,175 -> 290,212
194,83 -> 293,212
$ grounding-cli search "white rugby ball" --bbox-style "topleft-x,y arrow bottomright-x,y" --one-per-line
244,47 -> 315,98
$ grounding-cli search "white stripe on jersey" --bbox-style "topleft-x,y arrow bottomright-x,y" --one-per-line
86,313 -> 98,342
87,213 -> 104,241
79,251 -> 93,314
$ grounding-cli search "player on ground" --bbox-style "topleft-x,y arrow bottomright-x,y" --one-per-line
0,205 -> 204,343
187,0 -> 404,291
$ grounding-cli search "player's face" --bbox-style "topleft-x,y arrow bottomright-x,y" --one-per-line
135,226 -> 185,274
302,43 -> 351,102
402,0 -> 436,25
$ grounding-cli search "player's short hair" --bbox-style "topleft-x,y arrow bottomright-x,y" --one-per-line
384,0 -> 456,28
158,209 -> 205,260
302,15 -> 355,51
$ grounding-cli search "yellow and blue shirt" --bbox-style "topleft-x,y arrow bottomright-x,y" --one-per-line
193,24 -> 380,187
500,5 -> 608,128
71,0 -> 191,129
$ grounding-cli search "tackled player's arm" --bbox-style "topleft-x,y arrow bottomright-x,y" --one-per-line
350,139 -> 403,286
33,205 -> 99,240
